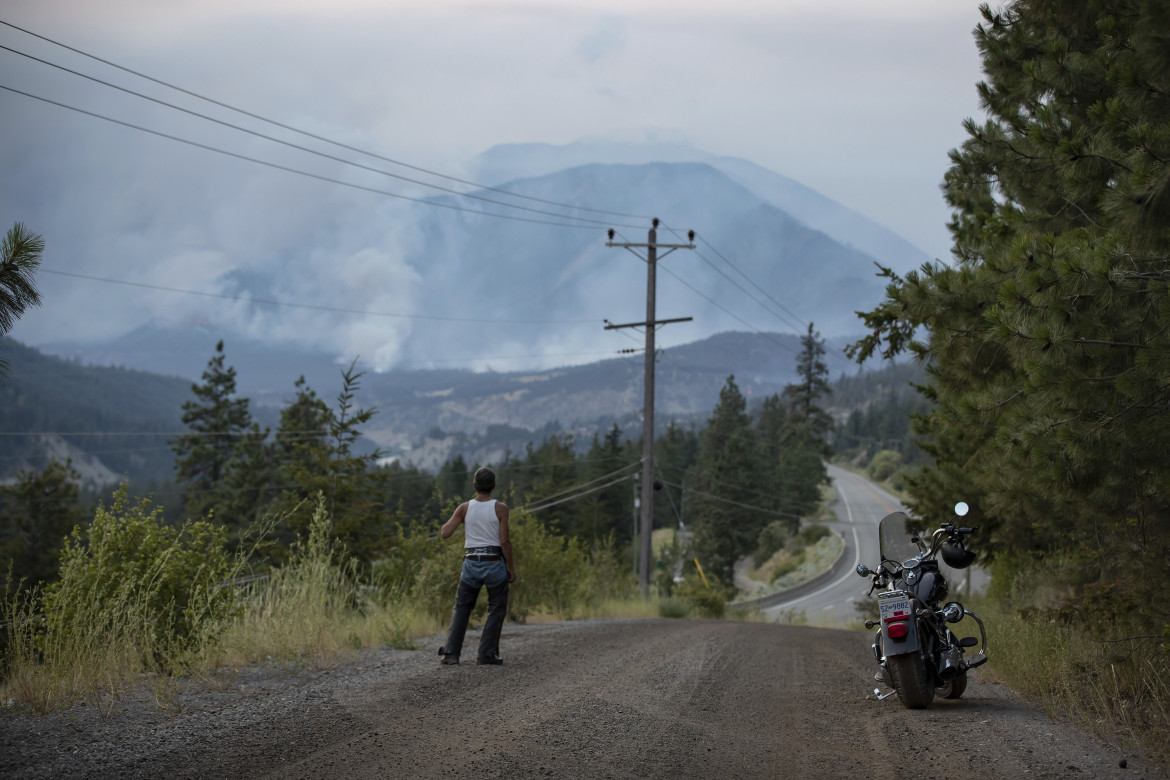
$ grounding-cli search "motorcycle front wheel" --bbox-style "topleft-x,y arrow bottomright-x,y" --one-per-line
938,671 -> 968,699
889,651 -> 936,709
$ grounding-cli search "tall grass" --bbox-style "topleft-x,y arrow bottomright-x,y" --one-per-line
2,497 -> 752,717
969,592 -> 1170,763
2,489 -> 255,714
213,497 -> 444,669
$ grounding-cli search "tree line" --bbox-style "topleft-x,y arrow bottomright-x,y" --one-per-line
3,322 -> 835,593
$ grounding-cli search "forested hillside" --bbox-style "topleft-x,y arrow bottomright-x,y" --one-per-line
0,337 -> 190,485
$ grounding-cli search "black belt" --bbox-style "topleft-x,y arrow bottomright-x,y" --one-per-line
465,554 -> 501,562
466,546 -> 502,556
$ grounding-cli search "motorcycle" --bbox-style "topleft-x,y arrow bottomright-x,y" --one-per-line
856,502 -> 988,709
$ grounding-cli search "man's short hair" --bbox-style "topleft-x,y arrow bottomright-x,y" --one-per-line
474,467 -> 496,493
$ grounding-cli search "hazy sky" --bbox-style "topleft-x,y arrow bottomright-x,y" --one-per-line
0,0 -> 986,370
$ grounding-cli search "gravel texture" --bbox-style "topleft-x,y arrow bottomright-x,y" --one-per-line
1,619 -> 1162,779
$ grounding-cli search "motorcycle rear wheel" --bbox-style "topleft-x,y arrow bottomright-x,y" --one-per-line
939,671 -> 968,699
889,652 -> 936,709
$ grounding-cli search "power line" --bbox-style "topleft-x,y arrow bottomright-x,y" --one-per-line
521,472 -> 637,514
657,478 -> 802,519
518,461 -> 641,506
0,20 -> 653,223
38,268 -> 602,325
0,42 -> 644,230
657,263 -> 799,356
676,227 -> 810,329
669,225 -> 851,371
0,83 -> 609,231
661,225 -> 806,334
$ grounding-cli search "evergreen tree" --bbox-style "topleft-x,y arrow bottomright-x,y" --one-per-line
0,460 -> 88,592
850,0 -> 1170,631
653,421 -> 698,530
275,375 -> 330,472
782,323 -> 833,448
0,223 -> 43,378
688,376 -> 763,586
576,425 -> 636,543
436,454 -> 470,502
282,360 -> 384,563
171,341 -> 255,522
526,433 -> 578,534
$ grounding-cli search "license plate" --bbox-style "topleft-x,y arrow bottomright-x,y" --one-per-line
879,593 -> 912,622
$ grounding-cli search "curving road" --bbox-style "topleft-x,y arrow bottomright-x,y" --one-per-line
748,464 -> 983,627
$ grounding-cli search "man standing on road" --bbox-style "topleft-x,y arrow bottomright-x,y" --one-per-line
438,467 -> 516,666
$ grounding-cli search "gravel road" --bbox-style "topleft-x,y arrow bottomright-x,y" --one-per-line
1,619 -> 1159,779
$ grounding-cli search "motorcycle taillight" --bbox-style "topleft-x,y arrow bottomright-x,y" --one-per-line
886,620 -> 910,640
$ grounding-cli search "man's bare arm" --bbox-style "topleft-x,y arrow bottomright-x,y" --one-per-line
440,503 -> 468,539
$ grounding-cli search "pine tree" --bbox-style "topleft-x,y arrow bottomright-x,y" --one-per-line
576,425 -> 636,543
850,0 -> 1170,631
275,376 -> 329,472
526,433 -> 578,534
0,460 -> 88,592
171,341 -> 255,522
688,376 -> 763,586
653,421 -> 698,531
436,454 -> 470,502
0,223 -> 43,377
282,360 -> 384,563
782,323 -> 833,447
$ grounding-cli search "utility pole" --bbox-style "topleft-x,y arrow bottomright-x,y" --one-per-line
606,218 -> 694,596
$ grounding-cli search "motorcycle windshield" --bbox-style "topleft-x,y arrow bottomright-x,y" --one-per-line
878,511 -> 920,564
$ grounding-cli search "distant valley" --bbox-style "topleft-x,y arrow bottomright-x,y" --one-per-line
2,330 -> 868,484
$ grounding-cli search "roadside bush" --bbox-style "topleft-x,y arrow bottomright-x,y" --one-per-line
865,449 -> 903,483
754,520 -> 790,567
508,512 -> 591,621
769,553 -> 804,583
585,534 -> 637,605
674,574 -> 729,619
407,539 -> 465,621
658,598 -> 690,618
2,487 -> 250,713
43,487 -> 238,670
234,495 -> 363,668
798,523 -> 831,546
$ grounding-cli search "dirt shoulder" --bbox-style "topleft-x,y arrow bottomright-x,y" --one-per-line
1,620 -> 1161,779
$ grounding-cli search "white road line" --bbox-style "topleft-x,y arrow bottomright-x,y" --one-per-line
766,471 -> 863,611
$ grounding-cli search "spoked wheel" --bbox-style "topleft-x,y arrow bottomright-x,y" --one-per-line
888,651 -> 936,709
938,671 -> 968,699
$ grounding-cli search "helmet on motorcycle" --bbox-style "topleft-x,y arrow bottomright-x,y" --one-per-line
941,542 -> 976,569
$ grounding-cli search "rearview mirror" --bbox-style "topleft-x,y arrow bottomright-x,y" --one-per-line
954,501 -> 969,517
856,564 -> 872,578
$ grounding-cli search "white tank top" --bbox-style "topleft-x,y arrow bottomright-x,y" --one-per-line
464,499 -> 501,549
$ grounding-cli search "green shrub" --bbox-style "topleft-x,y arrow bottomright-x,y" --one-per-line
508,512 -> 591,621
586,534 -> 638,605
658,598 -> 690,618
865,449 -> 903,483
754,520 -> 791,567
407,541 -> 465,621
769,554 -> 803,583
798,523 -> 831,546
674,574 -> 728,619
42,487 -> 238,671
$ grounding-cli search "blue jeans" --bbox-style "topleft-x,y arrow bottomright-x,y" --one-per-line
442,558 -> 509,662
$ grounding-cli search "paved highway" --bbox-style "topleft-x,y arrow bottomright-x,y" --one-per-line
752,464 -> 984,626
756,464 -> 903,626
